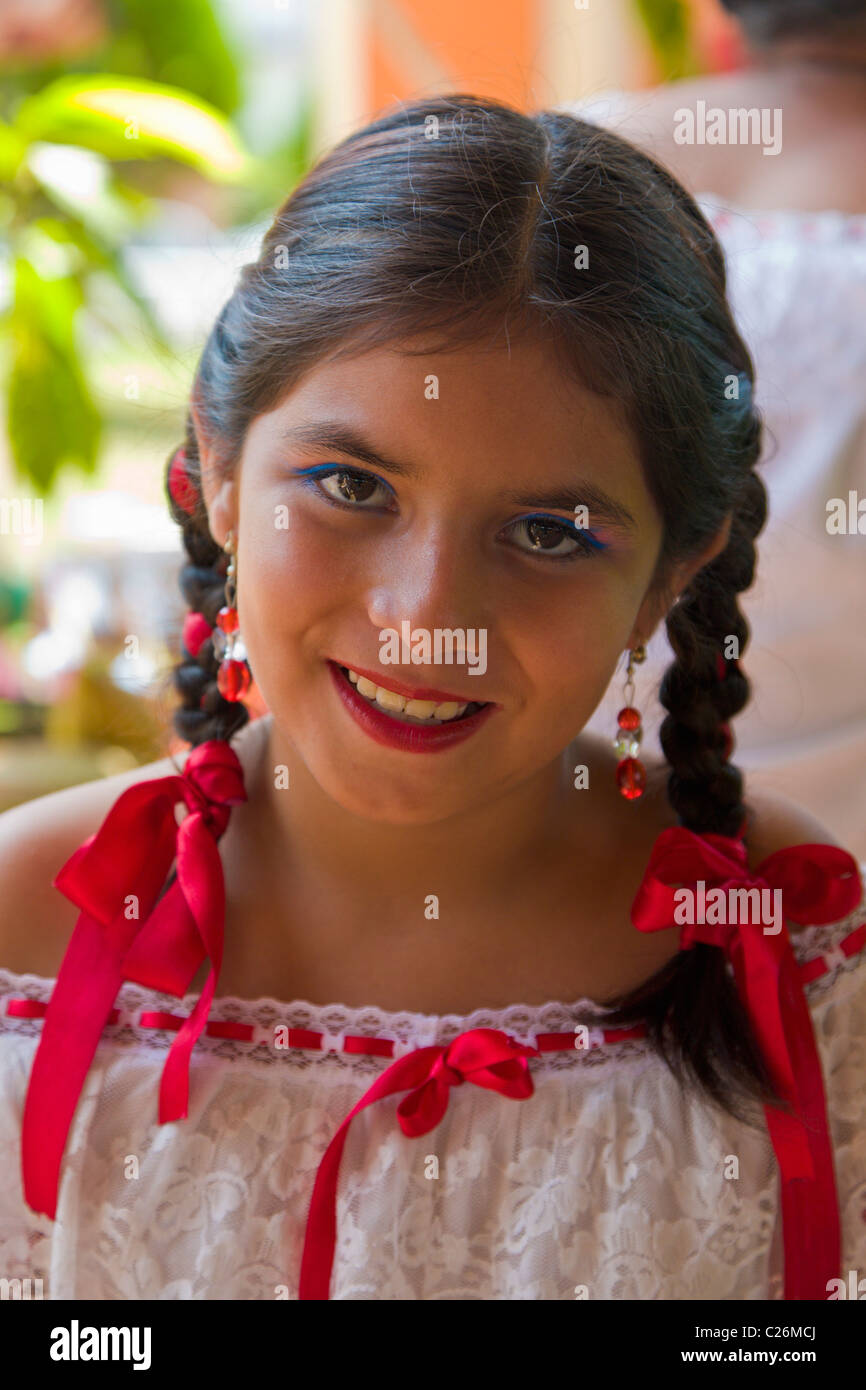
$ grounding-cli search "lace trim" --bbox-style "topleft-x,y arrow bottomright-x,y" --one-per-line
0,967 -> 623,1050
1,863 -> 862,1060
1,912 -> 864,1065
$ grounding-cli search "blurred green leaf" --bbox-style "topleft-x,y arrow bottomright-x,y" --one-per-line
24,215 -> 171,353
632,0 -> 698,80
0,119 -> 28,183
26,142 -> 147,243
7,257 -> 101,490
15,75 -> 252,182
107,0 -> 243,116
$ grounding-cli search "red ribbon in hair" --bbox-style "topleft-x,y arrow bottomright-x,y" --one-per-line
167,447 -> 197,515
21,740 -> 246,1219
631,826 -> 862,1301
299,1028 -> 538,1300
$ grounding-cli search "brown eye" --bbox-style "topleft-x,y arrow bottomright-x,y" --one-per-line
311,467 -> 394,508
505,514 -> 608,562
526,518 -> 567,551
333,470 -> 378,503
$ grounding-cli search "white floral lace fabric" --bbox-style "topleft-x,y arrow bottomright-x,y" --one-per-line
1,866 -> 865,1301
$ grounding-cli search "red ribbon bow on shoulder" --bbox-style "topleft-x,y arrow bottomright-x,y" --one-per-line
21,740 -> 246,1220
631,826 -> 862,1302
299,1028 -> 538,1300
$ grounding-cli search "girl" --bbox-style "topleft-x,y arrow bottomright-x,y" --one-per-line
0,96 -> 864,1301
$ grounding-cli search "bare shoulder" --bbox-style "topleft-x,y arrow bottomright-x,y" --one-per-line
742,786 -> 844,866
0,715 -> 269,979
577,732 -> 852,922
743,788 -> 858,933
0,748 -> 191,978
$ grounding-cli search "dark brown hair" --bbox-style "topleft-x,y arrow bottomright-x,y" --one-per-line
720,0 -> 866,44
164,95 -> 784,1127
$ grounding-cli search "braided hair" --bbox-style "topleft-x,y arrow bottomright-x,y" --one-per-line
165,421 -> 249,748
164,95 -> 786,1125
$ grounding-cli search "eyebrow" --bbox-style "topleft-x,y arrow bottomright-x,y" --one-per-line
280,420 -> 640,534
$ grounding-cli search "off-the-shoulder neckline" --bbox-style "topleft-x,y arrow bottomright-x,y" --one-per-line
0,866 -> 862,1034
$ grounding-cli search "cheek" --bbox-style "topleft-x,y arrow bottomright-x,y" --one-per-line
503,561 -> 644,721
234,497 -> 354,681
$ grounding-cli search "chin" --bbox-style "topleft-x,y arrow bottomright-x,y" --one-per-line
312,761 -> 476,825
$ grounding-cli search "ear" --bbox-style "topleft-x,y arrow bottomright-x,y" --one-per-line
191,395 -> 237,549
627,513 -> 734,650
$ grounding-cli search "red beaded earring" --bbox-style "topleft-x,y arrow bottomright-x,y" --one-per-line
614,644 -> 647,799
214,529 -> 251,702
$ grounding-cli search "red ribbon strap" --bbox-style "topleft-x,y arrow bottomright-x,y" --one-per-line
299,1027 -> 538,1300
631,827 -> 862,1301
20,740 -> 246,1219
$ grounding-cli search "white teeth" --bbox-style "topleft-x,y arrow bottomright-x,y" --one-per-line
341,667 -> 471,723
430,701 -> 460,720
404,698 -> 438,719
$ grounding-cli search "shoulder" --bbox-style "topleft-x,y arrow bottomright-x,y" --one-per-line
577,735 -> 852,921
564,83 -> 694,154
0,749 -> 190,979
566,78 -> 741,191
741,787 -> 844,869
0,716 -> 268,980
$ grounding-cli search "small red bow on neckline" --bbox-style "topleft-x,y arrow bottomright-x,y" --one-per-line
631,826 -> 862,1302
299,1027 -> 538,1300
21,740 -> 246,1220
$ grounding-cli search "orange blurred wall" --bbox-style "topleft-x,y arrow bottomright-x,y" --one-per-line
309,0 -> 647,154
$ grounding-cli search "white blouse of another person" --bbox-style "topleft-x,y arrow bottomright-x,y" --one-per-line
567,93 -> 866,858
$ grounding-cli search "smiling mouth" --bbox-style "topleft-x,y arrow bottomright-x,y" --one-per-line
334,664 -> 488,725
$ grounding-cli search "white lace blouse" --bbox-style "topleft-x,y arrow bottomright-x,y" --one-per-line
2,865 -> 865,1301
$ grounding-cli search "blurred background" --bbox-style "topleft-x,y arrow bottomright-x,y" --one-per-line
0,0 -> 813,814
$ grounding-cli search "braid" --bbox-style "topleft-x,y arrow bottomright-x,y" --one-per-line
660,469 -> 767,836
164,416 -> 250,748
598,470 -> 793,1126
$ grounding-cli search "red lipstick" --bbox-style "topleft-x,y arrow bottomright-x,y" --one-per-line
326,660 -> 496,753
331,659 -> 486,705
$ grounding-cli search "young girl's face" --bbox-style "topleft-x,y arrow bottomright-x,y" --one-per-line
205,331 -> 678,824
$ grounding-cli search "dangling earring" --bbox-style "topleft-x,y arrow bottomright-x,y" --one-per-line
614,644 -> 646,799
214,529 -> 251,702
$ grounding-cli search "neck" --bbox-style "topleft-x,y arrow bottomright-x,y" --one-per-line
243,713 -> 584,908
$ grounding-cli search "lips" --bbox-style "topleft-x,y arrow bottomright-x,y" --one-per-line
326,659 -> 496,752
332,659 -> 487,706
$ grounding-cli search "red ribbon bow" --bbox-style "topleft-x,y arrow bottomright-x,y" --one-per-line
299,1027 -> 538,1300
631,826 -> 862,1301
21,740 -> 246,1219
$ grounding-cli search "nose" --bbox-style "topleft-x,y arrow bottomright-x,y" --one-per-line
365,520 -> 487,642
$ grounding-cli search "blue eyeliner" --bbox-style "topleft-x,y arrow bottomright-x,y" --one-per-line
291,465 -> 609,556
295,464 -> 357,476
516,512 -> 609,552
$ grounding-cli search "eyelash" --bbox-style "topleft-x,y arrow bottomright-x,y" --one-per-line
293,464 -> 609,563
